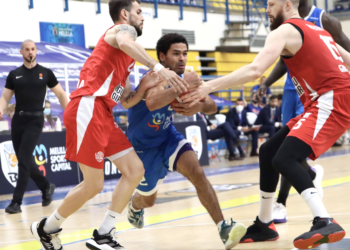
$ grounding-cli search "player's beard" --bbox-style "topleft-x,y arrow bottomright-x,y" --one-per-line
270,10 -> 284,31
24,56 -> 36,63
129,16 -> 143,37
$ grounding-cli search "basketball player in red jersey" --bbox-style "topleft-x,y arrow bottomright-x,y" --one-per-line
30,0 -> 188,250
181,0 -> 350,248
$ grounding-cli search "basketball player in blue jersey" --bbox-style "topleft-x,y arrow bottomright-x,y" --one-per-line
127,33 -> 247,249
258,0 -> 350,224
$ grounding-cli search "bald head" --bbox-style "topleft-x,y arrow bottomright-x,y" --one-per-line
21,39 -> 36,50
288,0 -> 300,8
20,39 -> 37,66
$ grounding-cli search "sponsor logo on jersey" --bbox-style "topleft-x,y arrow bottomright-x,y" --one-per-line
148,113 -> 165,131
291,77 -> 305,97
95,151 -> 104,162
0,141 -> 19,187
39,73 -> 43,80
111,83 -> 124,103
305,24 -> 323,31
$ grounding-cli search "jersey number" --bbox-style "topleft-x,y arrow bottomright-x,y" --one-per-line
319,35 -> 344,63
77,79 -> 84,89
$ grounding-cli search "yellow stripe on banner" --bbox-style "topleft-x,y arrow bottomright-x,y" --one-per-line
3,175 -> 350,250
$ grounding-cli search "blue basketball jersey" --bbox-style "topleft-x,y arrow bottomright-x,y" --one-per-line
284,6 -> 325,90
128,73 -> 183,149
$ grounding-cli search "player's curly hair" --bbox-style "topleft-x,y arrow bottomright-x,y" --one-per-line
109,0 -> 141,22
156,33 -> 189,62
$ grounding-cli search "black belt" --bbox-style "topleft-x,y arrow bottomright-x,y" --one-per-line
16,111 -> 43,116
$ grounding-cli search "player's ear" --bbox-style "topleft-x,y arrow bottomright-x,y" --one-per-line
120,9 -> 129,21
159,52 -> 166,63
285,0 -> 292,11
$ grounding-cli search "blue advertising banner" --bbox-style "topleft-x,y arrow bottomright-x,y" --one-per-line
40,22 -> 86,47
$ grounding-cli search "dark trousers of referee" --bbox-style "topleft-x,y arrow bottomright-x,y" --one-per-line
11,113 -> 49,204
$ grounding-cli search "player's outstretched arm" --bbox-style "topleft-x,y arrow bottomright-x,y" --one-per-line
181,27 -> 289,106
336,43 -> 350,70
172,95 -> 217,116
322,13 -> 350,52
120,72 -> 160,109
115,25 -> 188,93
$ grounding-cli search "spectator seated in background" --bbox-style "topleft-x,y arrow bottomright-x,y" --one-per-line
226,98 -> 259,157
1,104 -> 15,129
254,95 -> 282,138
245,92 -> 262,115
251,76 -> 272,105
197,112 -> 243,160
43,100 -> 56,132
277,93 -> 283,107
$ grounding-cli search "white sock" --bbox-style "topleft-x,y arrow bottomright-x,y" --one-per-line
44,209 -> 66,234
130,201 -> 141,212
258,191 -> 275,223
301,188 -> 330,218
217,220 -> 224,231
98,210 -> 120,235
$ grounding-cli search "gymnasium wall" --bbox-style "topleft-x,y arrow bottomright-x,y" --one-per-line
0,0 -> 244,51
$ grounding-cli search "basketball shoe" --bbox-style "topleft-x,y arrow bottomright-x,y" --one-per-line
86,228 -> 125,250
240,216 -> 279,243
127,198 -> 144,229
293,217 -> 345,249
219,219 -> 247,249
272,202 -> 287,224
30,218 -> 64,250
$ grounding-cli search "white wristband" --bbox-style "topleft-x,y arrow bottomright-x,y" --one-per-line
153,63 -> 164,72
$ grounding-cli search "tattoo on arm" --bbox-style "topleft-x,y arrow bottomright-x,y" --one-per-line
125,90 -> 137,103
118,24 -> 137,40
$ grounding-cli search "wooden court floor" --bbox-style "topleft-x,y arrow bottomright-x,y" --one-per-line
0,145 -> 350,250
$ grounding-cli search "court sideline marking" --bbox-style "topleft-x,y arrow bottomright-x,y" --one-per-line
1,175 -> 350,250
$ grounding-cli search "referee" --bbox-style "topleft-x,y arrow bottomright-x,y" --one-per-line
0,40 -> 68,214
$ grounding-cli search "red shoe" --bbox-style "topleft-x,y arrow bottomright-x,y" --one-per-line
293,217 -> 346,249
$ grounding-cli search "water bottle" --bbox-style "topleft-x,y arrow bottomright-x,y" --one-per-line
211,145 -> 216,160
56,117 -> 62,131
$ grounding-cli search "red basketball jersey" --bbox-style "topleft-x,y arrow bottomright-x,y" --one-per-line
70,24 -> 135,111
282,19 -> 350,108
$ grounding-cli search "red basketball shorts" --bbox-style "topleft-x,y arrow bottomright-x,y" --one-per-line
64,96 -> 133,169
287,89 -> 350,160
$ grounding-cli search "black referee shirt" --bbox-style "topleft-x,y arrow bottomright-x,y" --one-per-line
5,64 -> 59,112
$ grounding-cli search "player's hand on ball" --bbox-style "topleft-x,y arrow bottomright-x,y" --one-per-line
158,68 -> 188,94
184,71 -> 203,90
181,85 -> 208,107
172,101 -> 204,116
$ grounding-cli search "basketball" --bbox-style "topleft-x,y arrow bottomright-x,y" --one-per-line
170,90 -> 206,110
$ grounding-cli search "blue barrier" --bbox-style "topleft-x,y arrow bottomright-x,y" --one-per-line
64,0 -> 69,12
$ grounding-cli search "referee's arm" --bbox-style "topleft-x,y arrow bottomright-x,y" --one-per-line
47,69 -> 68,110
50,84 -> 68,110
0,88 -> 14,119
